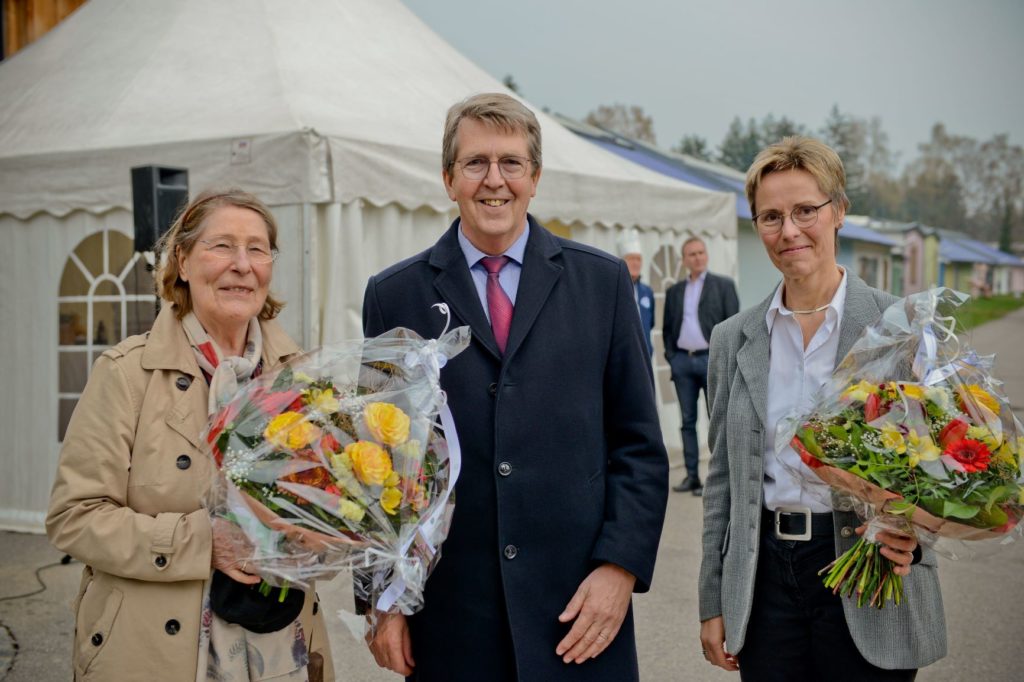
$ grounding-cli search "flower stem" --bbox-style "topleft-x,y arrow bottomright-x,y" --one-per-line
820,538 -> 904,608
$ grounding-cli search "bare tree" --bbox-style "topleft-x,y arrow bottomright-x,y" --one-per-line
585,104 -> 657,144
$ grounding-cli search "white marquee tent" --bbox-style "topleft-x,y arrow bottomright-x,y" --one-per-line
0,0 -> 735,531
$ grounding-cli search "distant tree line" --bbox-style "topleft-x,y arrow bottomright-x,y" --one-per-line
583,102 -> 1023,250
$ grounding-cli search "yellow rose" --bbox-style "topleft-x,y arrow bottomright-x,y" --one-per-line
880,424 -> 906,454
842,380 -> 878,403
338,499 -> 366,523
364,402 -> 411,446
303,387 -> 340,414
264,412 -> 321,450
380,487 -> 402,515
345,440 -> 394,486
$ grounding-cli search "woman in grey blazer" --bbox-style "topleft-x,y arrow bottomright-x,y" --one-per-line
697,137 -> 946,681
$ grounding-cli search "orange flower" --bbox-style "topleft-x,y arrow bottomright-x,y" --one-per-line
345,440 -> 394,486
364,402 -> 410,446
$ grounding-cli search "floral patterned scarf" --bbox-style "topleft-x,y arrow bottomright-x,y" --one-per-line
182,312 -> 310,682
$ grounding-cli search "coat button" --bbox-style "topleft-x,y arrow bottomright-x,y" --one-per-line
91,633 -> 103,646
313,601 -> 319,615
165,619 -> 180,635
175,376 -> 192,391
497,462 -> 512,477
176,455 -> 192,470
154,555 -> 167,568
503,544 -> 518,560
488,382 -> 498,396
840,526 -> 854,538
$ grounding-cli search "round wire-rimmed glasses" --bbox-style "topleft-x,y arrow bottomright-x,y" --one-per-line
752,199 -> 833,234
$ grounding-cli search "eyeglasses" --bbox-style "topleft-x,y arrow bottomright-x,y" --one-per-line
752,200 -> 832,234
455,156 -> 533,180
198,238 -> 278,264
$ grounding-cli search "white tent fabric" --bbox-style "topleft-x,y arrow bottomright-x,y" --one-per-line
0,0 -> 734,235
0,0 -> 734,531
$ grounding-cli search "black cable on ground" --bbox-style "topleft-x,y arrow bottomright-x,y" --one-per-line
0,555 -> 75,603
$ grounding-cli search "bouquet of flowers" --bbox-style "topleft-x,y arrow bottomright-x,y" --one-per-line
785,288 -> 1024,608
202,313 -> 470,621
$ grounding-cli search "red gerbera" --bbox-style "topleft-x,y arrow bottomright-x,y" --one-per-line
943,438 -> 991,474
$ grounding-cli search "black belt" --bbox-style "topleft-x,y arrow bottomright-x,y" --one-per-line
762,507 -> 834,541
680,348 -> 709,356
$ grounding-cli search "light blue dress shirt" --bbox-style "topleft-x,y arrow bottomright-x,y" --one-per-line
457,222 -> 529,323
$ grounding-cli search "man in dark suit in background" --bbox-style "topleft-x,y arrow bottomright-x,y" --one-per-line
662,237 -> 738,496
362,93 -> 668,681
618,232 -> 655,356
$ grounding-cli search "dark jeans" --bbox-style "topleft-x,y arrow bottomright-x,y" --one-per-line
669,352 -> 708,479
738,531 -> 917,682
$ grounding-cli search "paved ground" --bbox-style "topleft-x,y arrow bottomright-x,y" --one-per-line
3,307 -> 1024,681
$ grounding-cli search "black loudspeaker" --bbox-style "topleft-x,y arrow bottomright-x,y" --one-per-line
132,166 -> 189,253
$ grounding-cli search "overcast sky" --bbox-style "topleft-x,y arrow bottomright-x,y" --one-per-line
402,0 -> 1024,166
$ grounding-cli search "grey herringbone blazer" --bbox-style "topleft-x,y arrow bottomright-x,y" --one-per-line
697,274 -> 947,670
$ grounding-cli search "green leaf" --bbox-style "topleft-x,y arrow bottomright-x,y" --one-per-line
828,425 -> 850,442
984,486 -> 1012,511
800,428 -> 825,458
972,504 -> 1009,529
941,499 -> 980,520
271,366 -> 294,392
885,500 -> 917,517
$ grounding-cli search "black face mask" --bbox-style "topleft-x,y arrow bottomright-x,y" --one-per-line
208,570 -> 305,634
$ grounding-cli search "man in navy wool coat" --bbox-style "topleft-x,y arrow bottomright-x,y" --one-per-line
362,93 -> 669,681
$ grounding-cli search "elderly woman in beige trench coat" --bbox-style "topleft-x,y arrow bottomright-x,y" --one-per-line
47,189 -> 334,681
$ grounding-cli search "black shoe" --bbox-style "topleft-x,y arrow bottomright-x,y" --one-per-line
672,477 -> 699,493
691,485 -> 704,497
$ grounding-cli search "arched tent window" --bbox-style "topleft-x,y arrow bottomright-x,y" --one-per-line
57,230 -> 157,441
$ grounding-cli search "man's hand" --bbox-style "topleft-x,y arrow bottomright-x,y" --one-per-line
366,611 -> 415,676
856,524 -> 917,577
699,616 -> 739,671
555,563 -> 635,664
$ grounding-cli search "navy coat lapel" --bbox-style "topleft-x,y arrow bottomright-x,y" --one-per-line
429,222 -> 502,360
503,218 -> 563,361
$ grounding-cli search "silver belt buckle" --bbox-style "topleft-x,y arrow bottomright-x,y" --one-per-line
774,505 -> 812,541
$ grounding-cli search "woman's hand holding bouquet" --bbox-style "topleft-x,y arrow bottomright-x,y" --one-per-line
201,317 -> 470,622
786,288 -> 1024,608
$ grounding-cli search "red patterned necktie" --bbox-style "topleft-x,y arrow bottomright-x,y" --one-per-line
480,255 -> 514,354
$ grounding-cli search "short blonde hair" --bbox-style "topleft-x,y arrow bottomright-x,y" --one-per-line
745,136 -> 850,218
442,93 -> 542,176
154,188 -> 284,320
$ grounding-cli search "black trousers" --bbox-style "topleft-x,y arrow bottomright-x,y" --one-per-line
738,530 -> 917,682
